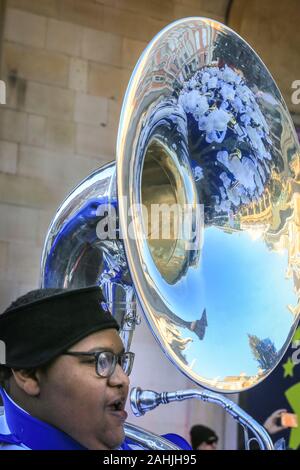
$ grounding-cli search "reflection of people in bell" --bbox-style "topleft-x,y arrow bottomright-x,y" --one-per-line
0,287 -> 134,450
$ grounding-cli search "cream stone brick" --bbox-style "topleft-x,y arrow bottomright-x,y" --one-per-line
173,4 -> 224,20
181,0 -> 228,16
0,109 -> 27,143
81,28 -> 122,67
93,65 -> 130,102
46,19 -> 83,56
18,144 -> 103,189
95,0 -> 117,4
0,241 -> 8,272
87,63 -> 124,100
18,144 -> 65,181
147,16 -> 170,41
7,0 -> 59,18
25,82 -> 74,121
6,241 -> 41,284
16,281 -> 39,297
46,119 -> 75,152
0,173 -> 58,209
4,8 -> 47,48
0,202 -> 39,243
102,5 -> 166,42
27,114 -> 46,147
0,140 -> 18,174
122,37 -> 147,69
36,209 -> 55,246
102,6 -> 145,41
0,280 -> 19,312
109,0 -> 174,21
69,58 -> 88,92
58,0 -> 104,30
107,99 -> 122,129
75,123 -> 117,158
69,154 -> 107,184
74,93 -> 108,126
3,42 -> 69,87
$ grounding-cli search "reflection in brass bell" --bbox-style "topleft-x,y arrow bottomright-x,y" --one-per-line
117,18 -> 300,392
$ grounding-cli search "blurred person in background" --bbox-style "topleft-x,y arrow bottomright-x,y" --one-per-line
190,424 -> 218,450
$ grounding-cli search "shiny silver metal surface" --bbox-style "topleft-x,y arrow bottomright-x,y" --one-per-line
124,423 -> 180,450
130,387 -> 274,450
40,162 -> 138,351
117,17 -> 300,392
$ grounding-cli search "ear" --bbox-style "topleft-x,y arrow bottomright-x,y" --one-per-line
11,369 -> 41,397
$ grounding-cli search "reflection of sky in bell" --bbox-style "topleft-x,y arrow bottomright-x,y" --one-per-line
177,226 -> 297,379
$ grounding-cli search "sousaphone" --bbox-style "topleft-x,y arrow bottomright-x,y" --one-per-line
41,18 -> 300,449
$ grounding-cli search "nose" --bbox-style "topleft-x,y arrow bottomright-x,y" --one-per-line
108,363 -> 130,389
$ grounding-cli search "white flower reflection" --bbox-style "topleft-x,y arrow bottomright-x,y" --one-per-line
177,64 -> 272,214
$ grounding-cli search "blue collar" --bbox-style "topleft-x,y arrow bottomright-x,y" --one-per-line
0,388 -> 86,450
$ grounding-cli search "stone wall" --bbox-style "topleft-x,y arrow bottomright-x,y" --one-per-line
228,0 -> 300,115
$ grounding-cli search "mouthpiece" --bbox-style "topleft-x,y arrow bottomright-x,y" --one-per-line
130,387 -> 165,416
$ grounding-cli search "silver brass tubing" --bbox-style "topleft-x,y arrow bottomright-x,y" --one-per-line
130,387 -> 274,450
124,422 -> 181,450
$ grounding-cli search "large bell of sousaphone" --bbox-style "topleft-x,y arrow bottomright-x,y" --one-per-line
41,17 -> 300,394
116,17 -> 300,392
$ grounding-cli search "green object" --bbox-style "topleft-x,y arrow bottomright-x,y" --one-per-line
292,327 -> 300,343
283,357 -> 295,378
285,383 -> 300,450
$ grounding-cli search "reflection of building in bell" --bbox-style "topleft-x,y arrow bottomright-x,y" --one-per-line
220,369 -> 265,391
190,308 -> 208,341
240,187 -> 273,227
155,306 -> 208,344
155,316 -> 193,366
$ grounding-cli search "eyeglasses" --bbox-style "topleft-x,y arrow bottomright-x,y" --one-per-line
63,350 -> 135,378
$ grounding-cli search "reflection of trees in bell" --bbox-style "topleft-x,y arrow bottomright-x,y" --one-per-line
248,334 -> 278,370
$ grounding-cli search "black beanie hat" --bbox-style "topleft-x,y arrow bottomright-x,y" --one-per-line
190,425 -> 218,449
0,286 -> 119,369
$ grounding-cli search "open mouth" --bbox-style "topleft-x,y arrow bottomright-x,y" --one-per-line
111,400 -> 123,411
107,398 -> 128,421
